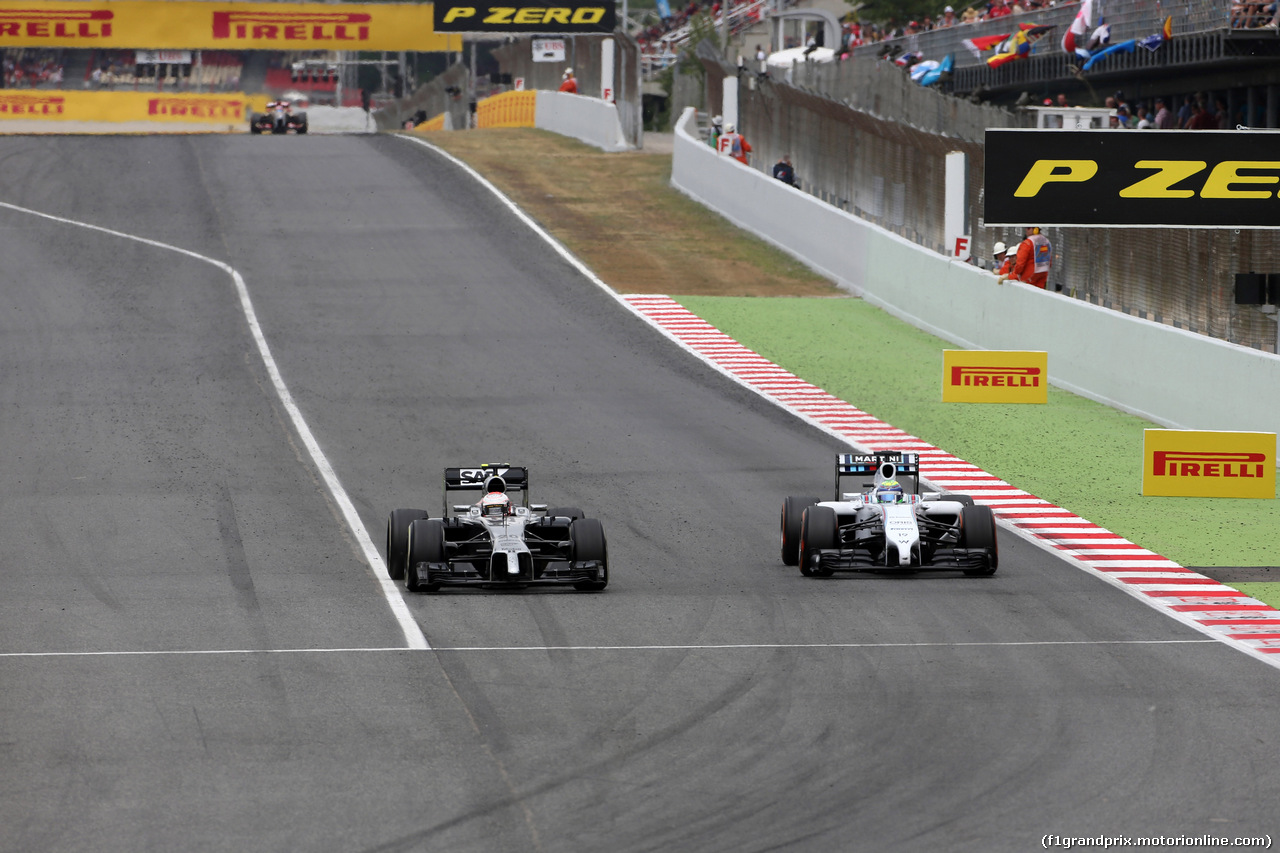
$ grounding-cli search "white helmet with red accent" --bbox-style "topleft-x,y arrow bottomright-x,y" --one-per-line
480,492 -> 513,519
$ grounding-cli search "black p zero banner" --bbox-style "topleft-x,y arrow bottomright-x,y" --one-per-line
433,0 -> 615,32
984,129 -> 1280,228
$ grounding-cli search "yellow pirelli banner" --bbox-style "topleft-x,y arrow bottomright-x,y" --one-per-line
0,89 -> 264,124
0,1 -> 461,52
941,350 -> 1048,404
475,90 -> 535,129
1142,430 -> 1277,499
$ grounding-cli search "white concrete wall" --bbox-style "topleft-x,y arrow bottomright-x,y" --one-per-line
535,90 -> 629,152
670,106 -> 1280,435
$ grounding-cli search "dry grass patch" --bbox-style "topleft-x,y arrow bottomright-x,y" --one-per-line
419,128 -> 840,297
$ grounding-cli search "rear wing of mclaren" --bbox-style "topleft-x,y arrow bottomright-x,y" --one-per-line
443,464 -> 529,513
835,452 -> 920,497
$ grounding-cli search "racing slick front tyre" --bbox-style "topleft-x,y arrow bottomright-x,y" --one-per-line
781,495 -> 820,566
406,519 -> 446,593
386,508 -> 428,580
939,494 -> 975,506
547,506 -> 585,521
799,506 -> 838,578
569,517 -> 608,591
959,505 -> 999,576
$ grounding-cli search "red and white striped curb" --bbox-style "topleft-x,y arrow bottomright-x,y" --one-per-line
625,294 -> 1280,663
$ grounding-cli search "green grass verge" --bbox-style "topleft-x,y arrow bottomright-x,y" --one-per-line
677,295 -> 1280,578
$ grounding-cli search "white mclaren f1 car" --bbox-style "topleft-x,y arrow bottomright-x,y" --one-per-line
780,452 -> 998,577
386,464 -> 608,593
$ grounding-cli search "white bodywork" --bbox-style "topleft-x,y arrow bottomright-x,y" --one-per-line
817,492 -> 968,567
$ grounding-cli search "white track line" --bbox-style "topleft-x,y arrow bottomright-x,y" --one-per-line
0,639 -> 1216,658
623,296 -> 1280,669
401,137 -> 1280,669
0,201 -> 429,651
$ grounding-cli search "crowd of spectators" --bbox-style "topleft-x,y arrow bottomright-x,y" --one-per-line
1088,91 -> 1247,128
2,50 -> 66,89
1231,1 -> 1279,28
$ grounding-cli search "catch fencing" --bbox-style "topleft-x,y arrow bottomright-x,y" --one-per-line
697,44 -> 1280,353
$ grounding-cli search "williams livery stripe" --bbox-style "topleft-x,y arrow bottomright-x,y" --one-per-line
623,295 -> 1280,666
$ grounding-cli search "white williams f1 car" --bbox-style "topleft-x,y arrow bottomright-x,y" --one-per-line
386,464 -> 608,593
780,453 -> 998,577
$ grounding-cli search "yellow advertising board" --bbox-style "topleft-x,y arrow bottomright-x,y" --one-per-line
1142,430 -> 1277,499
0,1 -> 461,52
475,90 -> 536,128
0,89 -> 262,124
941,350 -> 1048,404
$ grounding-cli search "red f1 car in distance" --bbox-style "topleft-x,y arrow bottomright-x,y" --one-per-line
249,100 -> 308,134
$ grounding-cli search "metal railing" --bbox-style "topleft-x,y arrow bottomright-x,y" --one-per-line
855,0 -> 1238,73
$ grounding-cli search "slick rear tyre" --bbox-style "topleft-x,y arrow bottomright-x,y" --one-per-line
939,494 -> 975,506
406,519 -> 445,593
386,508 -> 427,580
959,505 -> 999,576
799,505 -> 838,578
781,495 -> 820,566
570,517 -> 608,591
547,506 -> 585,521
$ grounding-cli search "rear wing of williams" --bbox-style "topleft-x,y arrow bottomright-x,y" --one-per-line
835,452 -> 920,497
443,464 -> 530,513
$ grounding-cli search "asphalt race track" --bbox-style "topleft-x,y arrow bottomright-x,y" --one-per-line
2,134 -> 1279,853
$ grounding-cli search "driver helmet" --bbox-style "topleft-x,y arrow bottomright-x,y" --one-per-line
874,480 -> 904,504
480,492 -> 513,519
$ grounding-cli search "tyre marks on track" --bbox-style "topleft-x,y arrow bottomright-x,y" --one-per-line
623,295 -> 1280,666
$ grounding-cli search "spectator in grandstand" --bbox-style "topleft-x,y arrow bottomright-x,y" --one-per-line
1176,94 -> 1195,127
1153,97 -> 1175,128
987,0 -> 1013,20
772,154 -> 798,187
961,6 -> 981,23
1232,1 -> 1267,27
1135,105 -> 1153,128
1186,99 -> 1216,129
997,226 -> 1052,289
717,123 -> 751,164
938,6 -> 958,27
1215,97 -> 1232,128
559,68 -> 578,94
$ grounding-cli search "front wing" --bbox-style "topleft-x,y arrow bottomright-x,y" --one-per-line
422,520 -> 604,587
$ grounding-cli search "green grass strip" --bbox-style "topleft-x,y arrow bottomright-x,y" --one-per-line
677,296 -> 1280,578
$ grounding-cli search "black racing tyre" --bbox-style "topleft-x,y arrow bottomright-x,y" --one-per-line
569,517 -> 608,591
406,519 -> 445,593
296,120 -> 308,134
547,506 -> 585,521
386,508 -> 427,580
939,494 -> 976,506
959,505 -> 999,576
799,505 -> 838,578
249,122 -> 262,134
780,495 -> 820,566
